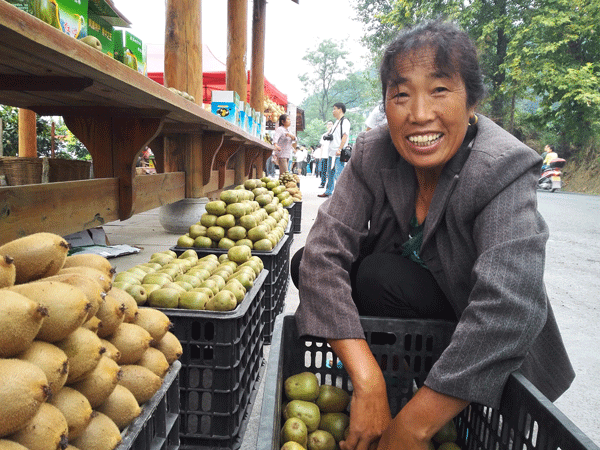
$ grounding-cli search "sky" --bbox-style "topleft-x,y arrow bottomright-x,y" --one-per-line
113,0 -> 370,106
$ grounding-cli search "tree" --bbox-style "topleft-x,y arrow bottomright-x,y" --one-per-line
505,0 -> 600,154
298,39 -> 354,121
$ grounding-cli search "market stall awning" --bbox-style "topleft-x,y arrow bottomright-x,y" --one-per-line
147,44 -> 287,107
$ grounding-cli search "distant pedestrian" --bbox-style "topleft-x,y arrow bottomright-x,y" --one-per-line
319,103 -> 350,198
318,121 -> 333,187
273,114 -> 296,174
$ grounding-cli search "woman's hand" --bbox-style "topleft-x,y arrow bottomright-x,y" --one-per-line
377,386 -> 469,450
341,376 -> 391,450
328,339 -> 391,450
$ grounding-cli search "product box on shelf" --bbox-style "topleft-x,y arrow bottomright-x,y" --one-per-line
238,101 -> 247,132
211,91 -> 240,126
27,0 -> 88,39
117,360 -> 181,450
113,28 -> 146,75
170,234 -> 292,343
87,0 -> 130,27
244,103 -> 253,134
155,271 -> 267,448
87,12 -> 113,56
258,315 -> 600,450
253,110 -> 261,137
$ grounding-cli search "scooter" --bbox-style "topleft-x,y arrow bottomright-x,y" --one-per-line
538,158 -> 566,192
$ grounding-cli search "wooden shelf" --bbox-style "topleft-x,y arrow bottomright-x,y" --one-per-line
0,1 -> 274,245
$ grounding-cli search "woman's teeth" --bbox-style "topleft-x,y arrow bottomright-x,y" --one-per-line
408,133 -> 443,146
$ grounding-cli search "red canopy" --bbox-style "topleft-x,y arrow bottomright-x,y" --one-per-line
148,71 -> 287,107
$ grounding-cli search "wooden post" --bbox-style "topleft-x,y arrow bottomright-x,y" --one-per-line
18,108 -> 37,157
164,0 -> 202,104
227,0 -> 248,101
250,0 -> 266,113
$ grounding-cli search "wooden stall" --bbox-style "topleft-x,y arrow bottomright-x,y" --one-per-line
0,0 -> 284,245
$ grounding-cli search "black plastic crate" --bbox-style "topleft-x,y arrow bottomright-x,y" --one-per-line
261,234 -> 291,343
292,201 -> 302,234
157,270 -> 266,369
258,315 -> 599,450
179,331 -> 265,448
117,360 -> 181,450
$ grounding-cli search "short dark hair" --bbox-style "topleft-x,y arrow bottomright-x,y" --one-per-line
333,102 -> 346,113
278,114 -> 288,126
546,144 -> 555,151
380,20 -> 485,108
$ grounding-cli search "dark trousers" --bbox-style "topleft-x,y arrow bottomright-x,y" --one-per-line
319,159 -> 328,185
291,248 -> 456,320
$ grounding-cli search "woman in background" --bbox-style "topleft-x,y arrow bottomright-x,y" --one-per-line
273,114 -> 296,174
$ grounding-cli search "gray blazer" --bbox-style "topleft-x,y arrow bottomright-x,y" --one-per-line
296,115 -> 574,408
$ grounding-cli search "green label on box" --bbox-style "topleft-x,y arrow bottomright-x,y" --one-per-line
87,12 -> 113,56
29,0 -> 88,38
113,29 -> 146,75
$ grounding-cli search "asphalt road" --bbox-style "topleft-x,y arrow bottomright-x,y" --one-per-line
537,191 -> 600,445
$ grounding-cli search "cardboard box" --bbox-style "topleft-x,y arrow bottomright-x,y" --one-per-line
253,110 -> 261,137
244,103 -> 253,134
211,91 -> 240,125
113,28 -> 146,75
238,101 -> 246,131
87,12 -> 113,56
28,0 -> 88,39
87,0 -> 130,27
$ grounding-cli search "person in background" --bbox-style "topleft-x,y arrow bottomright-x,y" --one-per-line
273,114 -> 296,174
266,151 -> 276,177
365,101 -> 388,131
319,103 -> 350,198
296,146 -> 308,176
542,144 -> 558,171
318,121 -> 334,187
293,20 -> 573,450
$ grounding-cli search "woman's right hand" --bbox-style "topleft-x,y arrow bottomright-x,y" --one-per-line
328,338 -> 391,450
341,373 -> 391,450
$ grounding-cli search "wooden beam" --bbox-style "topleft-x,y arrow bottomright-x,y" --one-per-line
0,75 -> 93,91
18,108 -> 37,157
164,0 -> 202,104
0,173 -> 186,245
227,0 -> 248,101
250,0 -> 266,112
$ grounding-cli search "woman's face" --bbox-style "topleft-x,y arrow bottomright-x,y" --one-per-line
385,49 -> 475,175
284,117 -> 292,127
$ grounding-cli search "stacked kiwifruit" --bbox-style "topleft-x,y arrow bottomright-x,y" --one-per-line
0,232 -> 183,449
112,246 -> 264,311
277,173 -> 302,203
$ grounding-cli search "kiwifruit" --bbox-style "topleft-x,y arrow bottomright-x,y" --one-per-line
96,293 -> 126,339
152,331 -> 182,364
9,281 -> 91,343
55,327 -> 105,384
0,232 -> 70,284
48,386 -> 93,440
70,411 -> 122,450
44,272 -> 104,321
106,287 -> 138,322
118,364 -> 162,405
132,307 -> 172,342
0,254 -> 16,288
0,290 -> 48,357
58,266 -> 112,292
8,403 -> 69,450
99,339 -> 121,362
96,385 -> 141,430
18,341 -> 69,396
0,359 -> 50,437
0,440 -> 30,450
82,315 -> 102,334
62,254 -> 115,278
70,356 -> 121,408
108,322 -> 153,365
136,346 -> 170,378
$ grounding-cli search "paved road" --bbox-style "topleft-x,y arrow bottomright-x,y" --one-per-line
537,191 -> 600,445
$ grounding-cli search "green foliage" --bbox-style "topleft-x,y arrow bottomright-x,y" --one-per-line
298,39 -> 354,121
298,118 -> 330,148
1,106 -> 90,159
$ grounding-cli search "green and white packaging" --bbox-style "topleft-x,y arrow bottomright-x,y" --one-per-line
87,12 -> 113,56
28,0 -> 88,39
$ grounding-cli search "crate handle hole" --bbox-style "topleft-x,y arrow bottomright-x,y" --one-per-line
370,331 -> 397,346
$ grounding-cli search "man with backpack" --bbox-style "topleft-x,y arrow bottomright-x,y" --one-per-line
318,102 -> 351,198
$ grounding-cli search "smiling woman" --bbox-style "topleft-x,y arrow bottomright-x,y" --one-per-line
291,19 -> 575,450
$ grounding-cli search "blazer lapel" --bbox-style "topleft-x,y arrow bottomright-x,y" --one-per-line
381,160 -> 417,239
